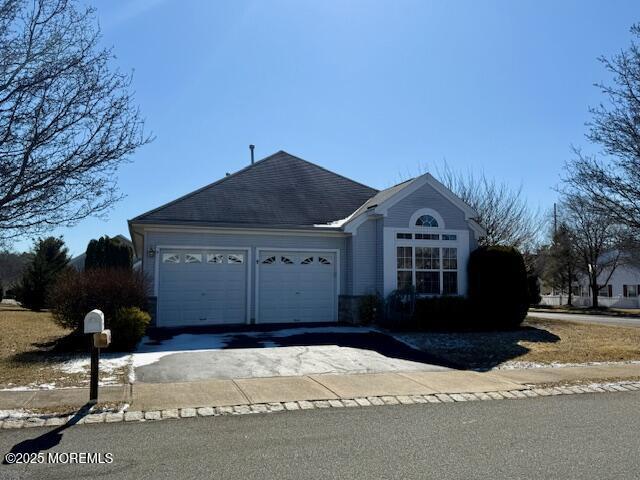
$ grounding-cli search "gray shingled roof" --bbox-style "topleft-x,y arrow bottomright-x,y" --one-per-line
346,178 -> 416,220
131,151 -> 379,228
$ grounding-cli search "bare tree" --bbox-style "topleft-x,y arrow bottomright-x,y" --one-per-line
562,194 -> 623,308
0,0 -> 150,244
564,24 -> 640,239
436,163 -> 542,251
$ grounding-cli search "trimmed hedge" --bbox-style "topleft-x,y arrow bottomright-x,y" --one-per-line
468,246 -> 529,328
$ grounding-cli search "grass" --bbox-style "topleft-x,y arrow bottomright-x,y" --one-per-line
0,303 -> 127,389
394,316 -> 640,371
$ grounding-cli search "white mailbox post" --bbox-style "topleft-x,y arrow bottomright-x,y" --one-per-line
83,309 -> 110,403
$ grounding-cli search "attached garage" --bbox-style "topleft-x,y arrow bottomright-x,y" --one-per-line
257,250 -> 338,324
157,249 -> 248,327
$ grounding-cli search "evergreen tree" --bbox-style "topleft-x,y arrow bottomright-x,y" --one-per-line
84,236 -> 132,270
17,237 -> 70,310
541,224 -> 580,305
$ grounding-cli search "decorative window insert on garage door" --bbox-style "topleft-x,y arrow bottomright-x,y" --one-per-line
256,249 -> 338,324
156,248 -> 249,327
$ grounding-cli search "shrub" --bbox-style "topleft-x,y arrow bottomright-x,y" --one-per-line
412,296 -> 473,330
109,307 -> 150,351
85,236 -> 133,270
17,237 -> 70,310
49,268 -> 150,332
468,245 -> 529,328
383,287 -> 417,328
357,294 -> 383,324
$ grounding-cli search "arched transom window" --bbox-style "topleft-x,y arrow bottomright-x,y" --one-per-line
415,214 -> 439,228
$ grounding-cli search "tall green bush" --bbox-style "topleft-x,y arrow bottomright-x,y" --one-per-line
84,236 -> 132,270
468,246 -> 529,327
16,237 -> 70,310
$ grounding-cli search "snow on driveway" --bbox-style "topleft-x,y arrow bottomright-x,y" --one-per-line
131,326 -> 451,383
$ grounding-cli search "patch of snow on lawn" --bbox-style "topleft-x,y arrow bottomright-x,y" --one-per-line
59,353 -> 131,374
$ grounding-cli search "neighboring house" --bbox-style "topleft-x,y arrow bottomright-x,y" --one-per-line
128,151 -> 485,327
69,234 -> 140,271
541,255 -> 640,308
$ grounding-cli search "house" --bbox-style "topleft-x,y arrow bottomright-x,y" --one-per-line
540,253 -> 640,308
128,151 -> 485,327
68,234 -> 141,271
571,262 -> 640,308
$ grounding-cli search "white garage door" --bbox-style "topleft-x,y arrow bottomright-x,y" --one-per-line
258,251 -> 337,324
157,249 -> 247,327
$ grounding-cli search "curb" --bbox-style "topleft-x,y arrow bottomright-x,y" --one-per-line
2,381 -> 639,430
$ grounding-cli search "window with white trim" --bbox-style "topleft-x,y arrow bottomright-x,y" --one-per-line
623,284 -> 638,298
261,256 -> 276,264
415,214 -> 439,228
396,246 -> 458,295
280,256 -> 294,265
396,247 -> 412,291
318,256 -> 332,265
415,247 -> 439,294
162,253 -> 180,264
415,233 -> 439,240
301,257 -> 314,265
598,285 -> 613,297
442,234 -> 457,241
442,248 -> 458,295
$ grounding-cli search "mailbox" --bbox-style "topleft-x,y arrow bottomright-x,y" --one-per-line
93,329 -> 111,349
84,309 -> 105,334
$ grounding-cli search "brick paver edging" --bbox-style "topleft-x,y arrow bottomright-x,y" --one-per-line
2,381 -> 640,430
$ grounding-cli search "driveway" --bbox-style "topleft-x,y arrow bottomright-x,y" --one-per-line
132,326 -> 452,383
528,311 -> 640,328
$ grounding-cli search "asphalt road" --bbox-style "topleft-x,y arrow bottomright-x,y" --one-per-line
2,392 -> 639,479
528,310 -> 640,328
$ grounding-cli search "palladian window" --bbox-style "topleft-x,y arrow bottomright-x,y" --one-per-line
415,214 -> 439,228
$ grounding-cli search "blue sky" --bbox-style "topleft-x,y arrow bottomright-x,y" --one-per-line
14,0 -> 640,255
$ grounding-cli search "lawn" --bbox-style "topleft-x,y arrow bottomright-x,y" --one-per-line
393,316 -> 640,371
0,303 -> 128,389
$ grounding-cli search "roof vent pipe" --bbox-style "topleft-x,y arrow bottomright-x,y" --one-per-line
249,144 -> 255,164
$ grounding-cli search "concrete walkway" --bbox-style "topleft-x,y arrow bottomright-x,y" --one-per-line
2,364 -> 639,411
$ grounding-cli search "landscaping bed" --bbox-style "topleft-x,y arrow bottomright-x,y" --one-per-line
0,303 -> 128,389
392,316 -> 640,371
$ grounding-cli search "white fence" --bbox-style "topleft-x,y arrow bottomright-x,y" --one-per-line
539,295 -> 640,309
